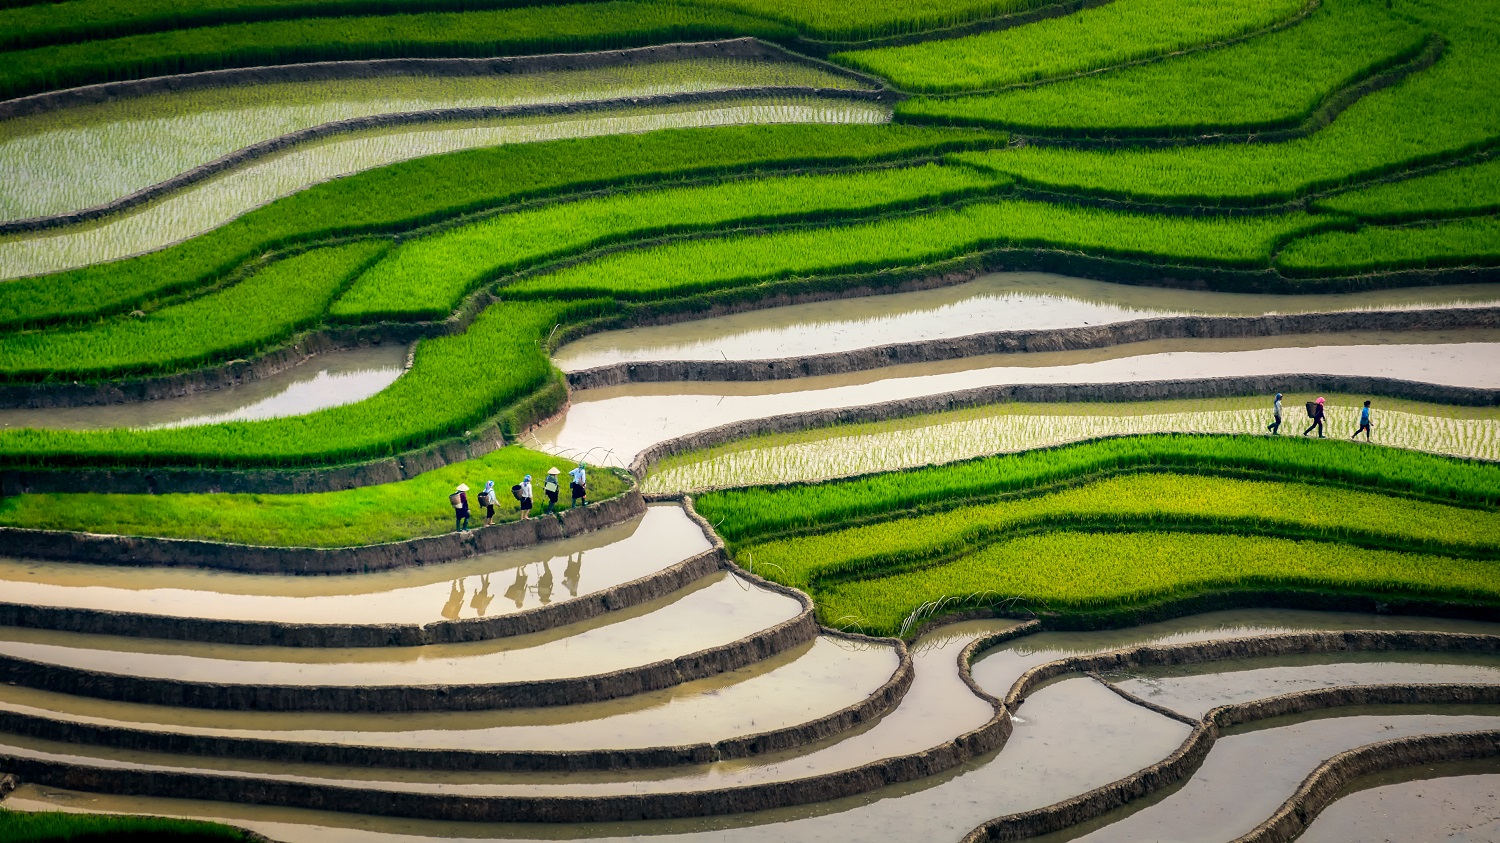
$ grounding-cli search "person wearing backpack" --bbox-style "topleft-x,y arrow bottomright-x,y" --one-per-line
1302,396 -> 1326,438
1266,392 -> 1283,435
479,480 -> 497,527
570,463 -> 588,508
518,474 -> 533,520
544,467 -> 561,514
1351,399 -> 1373,441
450,483 -> 470,532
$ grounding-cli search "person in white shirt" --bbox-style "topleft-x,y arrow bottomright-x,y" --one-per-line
518,474 -> 533,520
569,463 -> 588,508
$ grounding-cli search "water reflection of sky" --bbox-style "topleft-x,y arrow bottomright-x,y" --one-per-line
0,345 -> 408,432
555,272 -> 1500,369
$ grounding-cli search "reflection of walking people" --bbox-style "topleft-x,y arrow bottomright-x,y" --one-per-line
1352,400 -> 1373,441
470,574 -> 494,617
451,483 -> 470,532
1303,397 -> 1326,438
1267,392 -> 1283,435
537,560 -> 554,604
518,475 -> 533,520
503,567 -> 528,608
564,552 -> 582,597
570,463 -> 588,508
544,467 -> 561,514
440,579 -> 465,621
480,480 -> 497,527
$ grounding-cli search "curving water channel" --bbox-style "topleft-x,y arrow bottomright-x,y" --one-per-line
0,343 -> 409,431
0,96 -> 890,279
0,59 -> 868,223
1297,762 -> 1500,842
2,609 -> 1496,841
555,272 -> 1500,370
538,330 -> 1500,468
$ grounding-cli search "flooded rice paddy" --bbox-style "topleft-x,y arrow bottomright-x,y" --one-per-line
4,609 -> 1493,840
0,343 -> 408,431
0,59 -> 868,223
0,572 -> 800,688
0,504 -> 709,625
1297,762 -> 1500,842
556,272 -> 1500,370
643,393 -> 1500,490
0,96 -> 889,279
0,635 -> 898,752
536,330 -> 1500,470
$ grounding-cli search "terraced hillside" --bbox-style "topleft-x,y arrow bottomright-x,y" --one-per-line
0,0 -> 1497,839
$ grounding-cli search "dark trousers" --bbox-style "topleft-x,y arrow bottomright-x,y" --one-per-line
546,489 -> 559,512
455,511 -> 469,531
1267,414 -> 1281,434
1353,422 -> 1371,440
571,483 -> 586,507
1304,418 -> 1324,437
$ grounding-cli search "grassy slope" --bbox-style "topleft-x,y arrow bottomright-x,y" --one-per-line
1,242 -> 387,380
953,0 -> 1500,204
831,0 -> 1305,93
332,163 -> 1006,322
505,197 -> 1333,298
1276,215 -> 1500,274
821,530 -> 1500,634
1313,156 -> 1500,221
694,435 -> 1500,543
895,0 -> 1428,135
0,124 -> 998,330
0,446 -> 625,546
0,807 -> 252,842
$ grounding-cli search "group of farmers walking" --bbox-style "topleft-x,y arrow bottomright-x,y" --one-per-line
1266,394 -> 1374,440
449,464 -> 588,532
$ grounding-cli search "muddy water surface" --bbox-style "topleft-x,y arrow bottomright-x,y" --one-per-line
0,635 -> 898,751
0,344 -> 408,431
1109,652 -> 1500,718
0,504 -> 708,624
0,573 -> 800,686
556,273 -> 1500,370
538,332 -> 1500,466
1030,711 -> 1500,843
1298,762 -> 1500,842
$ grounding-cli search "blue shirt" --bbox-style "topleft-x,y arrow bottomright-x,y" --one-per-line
1360,406 -> 1370,424
570,466 -> 587,485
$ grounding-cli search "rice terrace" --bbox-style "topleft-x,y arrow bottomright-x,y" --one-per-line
1,0 -> 1500,839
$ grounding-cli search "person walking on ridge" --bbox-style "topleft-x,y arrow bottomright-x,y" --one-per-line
570,463 -> 588,508
1303,396 -> 1326,438
518,474 -> 533,520
450,483 -> 470,532
544,467 -> 561,514
1352,399 -> 1373,441
1267,392 -> 1283,435
480,480 -> 497,527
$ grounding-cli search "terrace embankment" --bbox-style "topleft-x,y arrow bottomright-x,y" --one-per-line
0,484 -> 648,574
1289,761 -> 1500,843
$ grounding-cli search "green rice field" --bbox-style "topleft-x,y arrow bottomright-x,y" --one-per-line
1,0 -> 1499,836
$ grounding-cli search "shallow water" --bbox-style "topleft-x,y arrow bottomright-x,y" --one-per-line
0,504 -> 709,625
536,331 -> 1500,466
0,572 -> 799,687
0,97 -> 890,279
0,635 -> 899,752
555,272 -> 1500,370
1109,653 -> 1500,719
0,344 -> 408,431
1030,711 -> 1500,843
0,60 -> 867,223
4,610 -> 1495,840
1298,764 -> 1500,842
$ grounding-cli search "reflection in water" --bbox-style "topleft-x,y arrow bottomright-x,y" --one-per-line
565,553 -> 583,598
503,569 -> 529,610
554,272 -> 1500,370
439,580 -> 465,623
0,344 -> 409,431
470,575 -> 494,618
537,561 -> 554,605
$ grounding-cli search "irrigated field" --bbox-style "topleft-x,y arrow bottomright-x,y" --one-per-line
1,0 -> 1497,839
